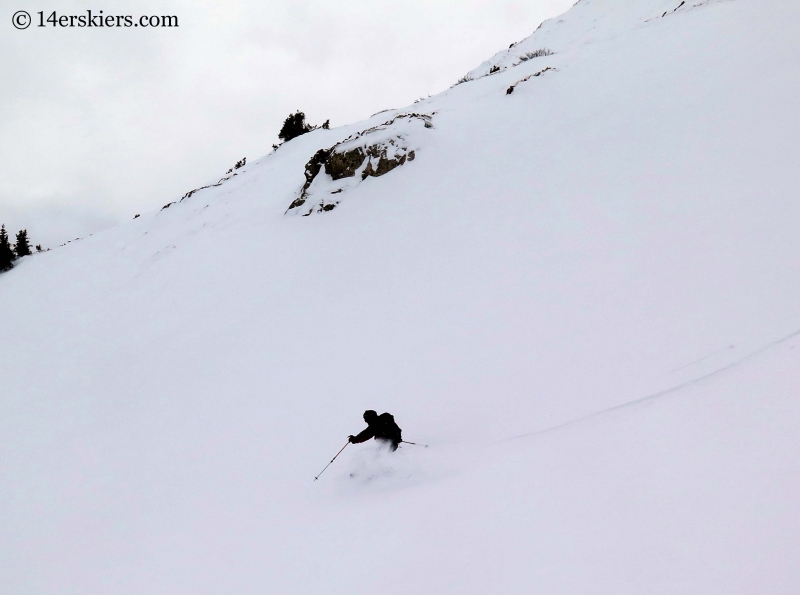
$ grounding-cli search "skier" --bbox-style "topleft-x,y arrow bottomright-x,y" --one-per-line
349,410 -> 403,451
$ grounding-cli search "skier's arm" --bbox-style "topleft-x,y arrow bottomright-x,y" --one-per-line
348,427 -> 375,443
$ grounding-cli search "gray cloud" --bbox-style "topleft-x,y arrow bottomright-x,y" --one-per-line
1,0 -> 572,247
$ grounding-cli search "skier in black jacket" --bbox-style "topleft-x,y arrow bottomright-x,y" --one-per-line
349,410 -> 402,451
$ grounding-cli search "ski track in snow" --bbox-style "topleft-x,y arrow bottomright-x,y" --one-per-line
505,328 -> 800,443
666,343 -> 736,373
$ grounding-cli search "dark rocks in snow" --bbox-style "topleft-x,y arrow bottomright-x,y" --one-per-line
288,113 -> 432,216
305,149 -> 331,187
180,159 -> 245,203
506,67 -> 557,95
227,158 -> 246,174
183,182 -> 218,201
289,148 -> 333,210
361,146 -> 408,180
369,108 -> 396,118
326,148 -> 366,180
288,196 -> 307,211
292,140 -> 413,211
304,148 -> 331,189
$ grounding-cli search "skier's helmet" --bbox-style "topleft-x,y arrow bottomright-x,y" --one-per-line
363,410 -> 378,423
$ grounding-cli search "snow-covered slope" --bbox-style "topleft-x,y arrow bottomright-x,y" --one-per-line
3,0 -> 800,593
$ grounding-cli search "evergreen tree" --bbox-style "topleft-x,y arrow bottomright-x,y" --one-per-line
278,111 -> 313,142
15,229 -> 31,257
0,225 -> 14,271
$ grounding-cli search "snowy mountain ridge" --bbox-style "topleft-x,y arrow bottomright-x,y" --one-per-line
150,0 -> 735,224
467,0 -> 725,78
2,0 -> 800,593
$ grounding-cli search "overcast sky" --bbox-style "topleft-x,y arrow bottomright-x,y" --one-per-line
1,0 -> 573,247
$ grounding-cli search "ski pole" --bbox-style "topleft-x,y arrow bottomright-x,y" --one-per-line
314,441 -> 349,481
401,440 -> 429,448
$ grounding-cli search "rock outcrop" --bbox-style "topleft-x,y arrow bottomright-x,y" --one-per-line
287,113 -> 432,216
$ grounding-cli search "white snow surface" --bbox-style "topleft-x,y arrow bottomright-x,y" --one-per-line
2,0 -> 800,592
